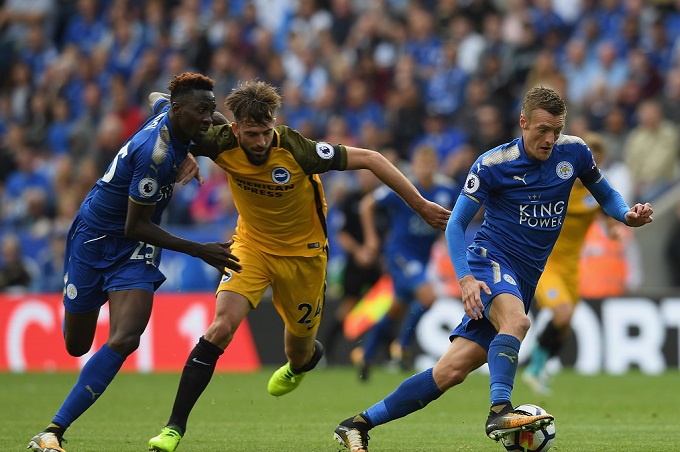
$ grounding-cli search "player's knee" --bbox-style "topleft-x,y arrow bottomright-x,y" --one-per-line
64,330 -> 96,357
107,334 -> 141,357
433,364 -> 469,391
65,340 -> 91,357
205,320 -> 237,349
515,314 -> 531,338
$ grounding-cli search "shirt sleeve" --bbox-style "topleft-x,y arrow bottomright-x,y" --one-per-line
445,194 -> 482,279
584,173 -> 630,224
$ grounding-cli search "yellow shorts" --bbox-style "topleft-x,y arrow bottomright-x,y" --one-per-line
534,265 -> 579,310
217,238 -> 328,338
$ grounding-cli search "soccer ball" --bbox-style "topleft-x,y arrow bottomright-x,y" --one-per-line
500,404 -> 555,452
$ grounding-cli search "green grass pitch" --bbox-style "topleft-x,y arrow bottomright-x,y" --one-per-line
3,367 -> 678,451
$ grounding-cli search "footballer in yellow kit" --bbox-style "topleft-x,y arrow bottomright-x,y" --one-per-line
200,123 -> 344,336
535,181 -> 599,310
524,132 -> 610,394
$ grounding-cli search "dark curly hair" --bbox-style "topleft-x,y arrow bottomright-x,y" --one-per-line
168,72 -> 215,102
225,80 -> 282,126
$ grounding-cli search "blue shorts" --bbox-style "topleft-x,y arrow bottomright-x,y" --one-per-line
386,252 -> 429,304
450,246 -> 536,351
62,215 -> 166,314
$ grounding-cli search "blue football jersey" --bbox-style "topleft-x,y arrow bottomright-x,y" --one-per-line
460,134 -> 596,285
375,179 -> 458,263
78,101 -> 190,236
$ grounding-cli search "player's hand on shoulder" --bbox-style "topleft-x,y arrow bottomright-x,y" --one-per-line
420,200 -> 451,231
625,202 -> 653,227
198,241 -> 242,273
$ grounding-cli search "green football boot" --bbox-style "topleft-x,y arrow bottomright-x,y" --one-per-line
267,362 -> 306,396
267,340 -> 324,396
148,426 -> 182,452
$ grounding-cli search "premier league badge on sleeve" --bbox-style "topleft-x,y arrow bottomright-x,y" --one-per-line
464,173 -> 480,194
316,142 -> 334,159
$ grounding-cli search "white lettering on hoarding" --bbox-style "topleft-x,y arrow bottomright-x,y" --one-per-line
6,300 -> 54,372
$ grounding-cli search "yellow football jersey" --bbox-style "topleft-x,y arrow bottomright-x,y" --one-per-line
196,124 -> 348,256
550,181 -> 600,263
535,181 -> 600,307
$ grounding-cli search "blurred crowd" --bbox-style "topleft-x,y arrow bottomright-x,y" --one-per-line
2,0 -> 680,292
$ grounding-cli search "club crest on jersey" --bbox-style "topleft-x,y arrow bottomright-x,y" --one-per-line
464,173 -> 480,194
316,142 -> 334,159
139,178 -> 159,198
271,167 -> 291,184
220,271 -> 233,283
556,161 -> 574,180
66,283 -> 78,299
503,274 -> 517,286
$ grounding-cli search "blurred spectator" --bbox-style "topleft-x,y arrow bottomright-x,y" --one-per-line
662,67 -> 680,125
598,105 -> 629,163
62,0 -> 108,56
69,82 -> 104,160
425,41 -> 468,118
46,97 -> 73,155
107,17 -> 147,81
560,38 -> 598,111
93,113 -> 124,175
384,78 -> 426,161
289,0 -> 332,49
507,18 -> 541,96
0,0 -> 55,46
528,0 -> 566,40
644,18 -> 674,74
449,13 -> 485,75
341,77 -> 386,135
625,46 -> 663,100
468,103 -> 513,155
0,233 -> 32,292
280,82 -> 316,135
524,50 -> 563,94
1,128 -> 53,227
19,22 -> 59,87
329,0 -> 356,47
403,6 -> 442,80
107,74 -> 144,143
24,88 -> 50,149
7,60 -> 33,124
623,98 -> 680,202
410,112 -> 467,166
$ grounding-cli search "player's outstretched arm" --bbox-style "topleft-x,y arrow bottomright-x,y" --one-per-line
344,146 -> 450,230
124,199 -> 242,273
624,202 -> 653,227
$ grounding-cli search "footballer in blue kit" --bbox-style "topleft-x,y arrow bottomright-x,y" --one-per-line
335,86 -> 653,452
352,146 -> 458,379
28,73 -> 241,452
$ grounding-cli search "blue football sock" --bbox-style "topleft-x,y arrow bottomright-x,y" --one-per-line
397,301 -> 427,350
362,314 -> 394,362
488,334 -> 521,406
362,367 -> 443,427
53,344 -> 125,429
